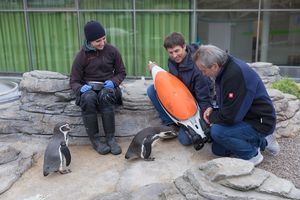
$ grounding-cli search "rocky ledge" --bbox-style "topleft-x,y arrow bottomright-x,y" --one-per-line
96,158 -> 300,200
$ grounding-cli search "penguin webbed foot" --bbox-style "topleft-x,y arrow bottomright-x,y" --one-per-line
144,157 -> 155,161
59,168 -> 72,174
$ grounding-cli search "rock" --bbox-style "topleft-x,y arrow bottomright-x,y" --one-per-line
174,176 -> 206,199
0,139 -> 43,195
218,168 -> 270,191
175,158 -> 300,200
198,157 -> 254,181
0,145 -> 20,165
249,62 -> 281,86
19,70 -> 69,93
258,173 -> 297,198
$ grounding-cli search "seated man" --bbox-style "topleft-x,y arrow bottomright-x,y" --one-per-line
147,32 -> 214,145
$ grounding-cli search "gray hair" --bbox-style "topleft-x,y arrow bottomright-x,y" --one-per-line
192,44 -> 228,68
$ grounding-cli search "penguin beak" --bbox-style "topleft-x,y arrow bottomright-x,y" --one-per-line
66,124 -> 71,131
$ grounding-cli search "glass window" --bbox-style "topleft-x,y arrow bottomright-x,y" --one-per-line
262,0 -> 300,9
0,0 -> 23,9
196,11 -> 259,62
259,11 -> 300,66
196,0 -> 259,9
135,0 -> 190,9
81,13 -> 134,75
136,12 -> 190,76
27,0 -> 75,9
79,0 -> 132,9
29,12 -> 79,73
0,12 -> 29,72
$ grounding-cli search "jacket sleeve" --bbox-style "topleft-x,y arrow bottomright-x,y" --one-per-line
111,48 -> 126,86
69,50 -> 86,93
193,72 -> 213,113
209,70 -> 255,124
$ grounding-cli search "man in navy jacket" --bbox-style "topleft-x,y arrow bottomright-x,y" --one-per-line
192,44 -> 280,166
147,32 -> 214,145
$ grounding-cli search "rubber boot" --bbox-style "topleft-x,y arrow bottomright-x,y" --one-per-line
102,112 -> 122,155
82,114 -> 110,155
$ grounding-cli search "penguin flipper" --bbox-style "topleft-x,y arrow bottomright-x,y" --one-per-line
158,130 -> 177,139
60,142 -> 71,166
142,135 -> 159,160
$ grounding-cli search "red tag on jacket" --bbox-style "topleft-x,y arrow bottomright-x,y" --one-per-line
228,92 -> 235,99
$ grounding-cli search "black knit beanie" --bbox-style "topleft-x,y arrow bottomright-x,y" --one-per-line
84,21 -> 106,42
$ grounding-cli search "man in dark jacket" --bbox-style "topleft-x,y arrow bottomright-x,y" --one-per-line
70,20 -> 126,155
147,32 -> 214,146
192,44 -> 280,166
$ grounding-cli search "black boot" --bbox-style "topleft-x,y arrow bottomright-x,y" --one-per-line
82,114 -> 110,155
102,112 -> 122,155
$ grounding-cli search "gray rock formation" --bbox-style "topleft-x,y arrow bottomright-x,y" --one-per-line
248,62 -> 281,87
269,89 -> 300,138
0,135 -> 46,195
95,158 -> 300,200
0,70 -> 160,141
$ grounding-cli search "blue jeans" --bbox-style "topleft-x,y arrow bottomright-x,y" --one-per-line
210,122 -> 267,160
147,84 -> 192,145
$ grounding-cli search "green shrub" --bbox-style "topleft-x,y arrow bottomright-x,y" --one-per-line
272,78 -> 300,99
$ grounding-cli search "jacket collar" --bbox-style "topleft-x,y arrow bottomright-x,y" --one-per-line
215,54 -> 231,82
83,40 -> 97,52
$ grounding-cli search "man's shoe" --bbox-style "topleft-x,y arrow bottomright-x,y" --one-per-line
265,134 -> 280,156
248,149 -> 263,166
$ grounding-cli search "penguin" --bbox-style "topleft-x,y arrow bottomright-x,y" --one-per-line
125,126 -> 177,161
43,122 -> 72,176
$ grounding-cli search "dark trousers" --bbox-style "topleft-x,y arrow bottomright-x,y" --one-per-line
79,87 -> 122,115
211,122 -> 267,160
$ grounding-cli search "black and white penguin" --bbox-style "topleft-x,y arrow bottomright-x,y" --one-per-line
125,126 -> 177,161
43,122 -> 71,176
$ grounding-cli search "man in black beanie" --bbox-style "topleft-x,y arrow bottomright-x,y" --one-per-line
70,20 -> 126,155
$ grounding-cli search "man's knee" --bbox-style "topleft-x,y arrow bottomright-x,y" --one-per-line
80,91 -> 98,108
146,84 -> 155,99
210,124 -> 224,142
99,88 -> 117,104
81,91 -> 97,103
211,142 -> 231,157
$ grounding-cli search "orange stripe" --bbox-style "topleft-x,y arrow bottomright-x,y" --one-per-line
155,71 -> 196,120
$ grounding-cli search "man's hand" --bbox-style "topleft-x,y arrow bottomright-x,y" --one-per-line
80,84 -> 92,93
148,61 -> 157,74
203,107 -> 213,125
104,80 -> 114,89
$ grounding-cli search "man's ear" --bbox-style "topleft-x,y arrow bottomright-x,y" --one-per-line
211,63 -> 220,71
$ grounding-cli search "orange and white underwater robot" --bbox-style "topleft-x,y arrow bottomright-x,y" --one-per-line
150,61 -> 210,150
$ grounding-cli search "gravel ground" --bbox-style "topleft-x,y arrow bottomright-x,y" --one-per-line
259,134 -> 300,189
